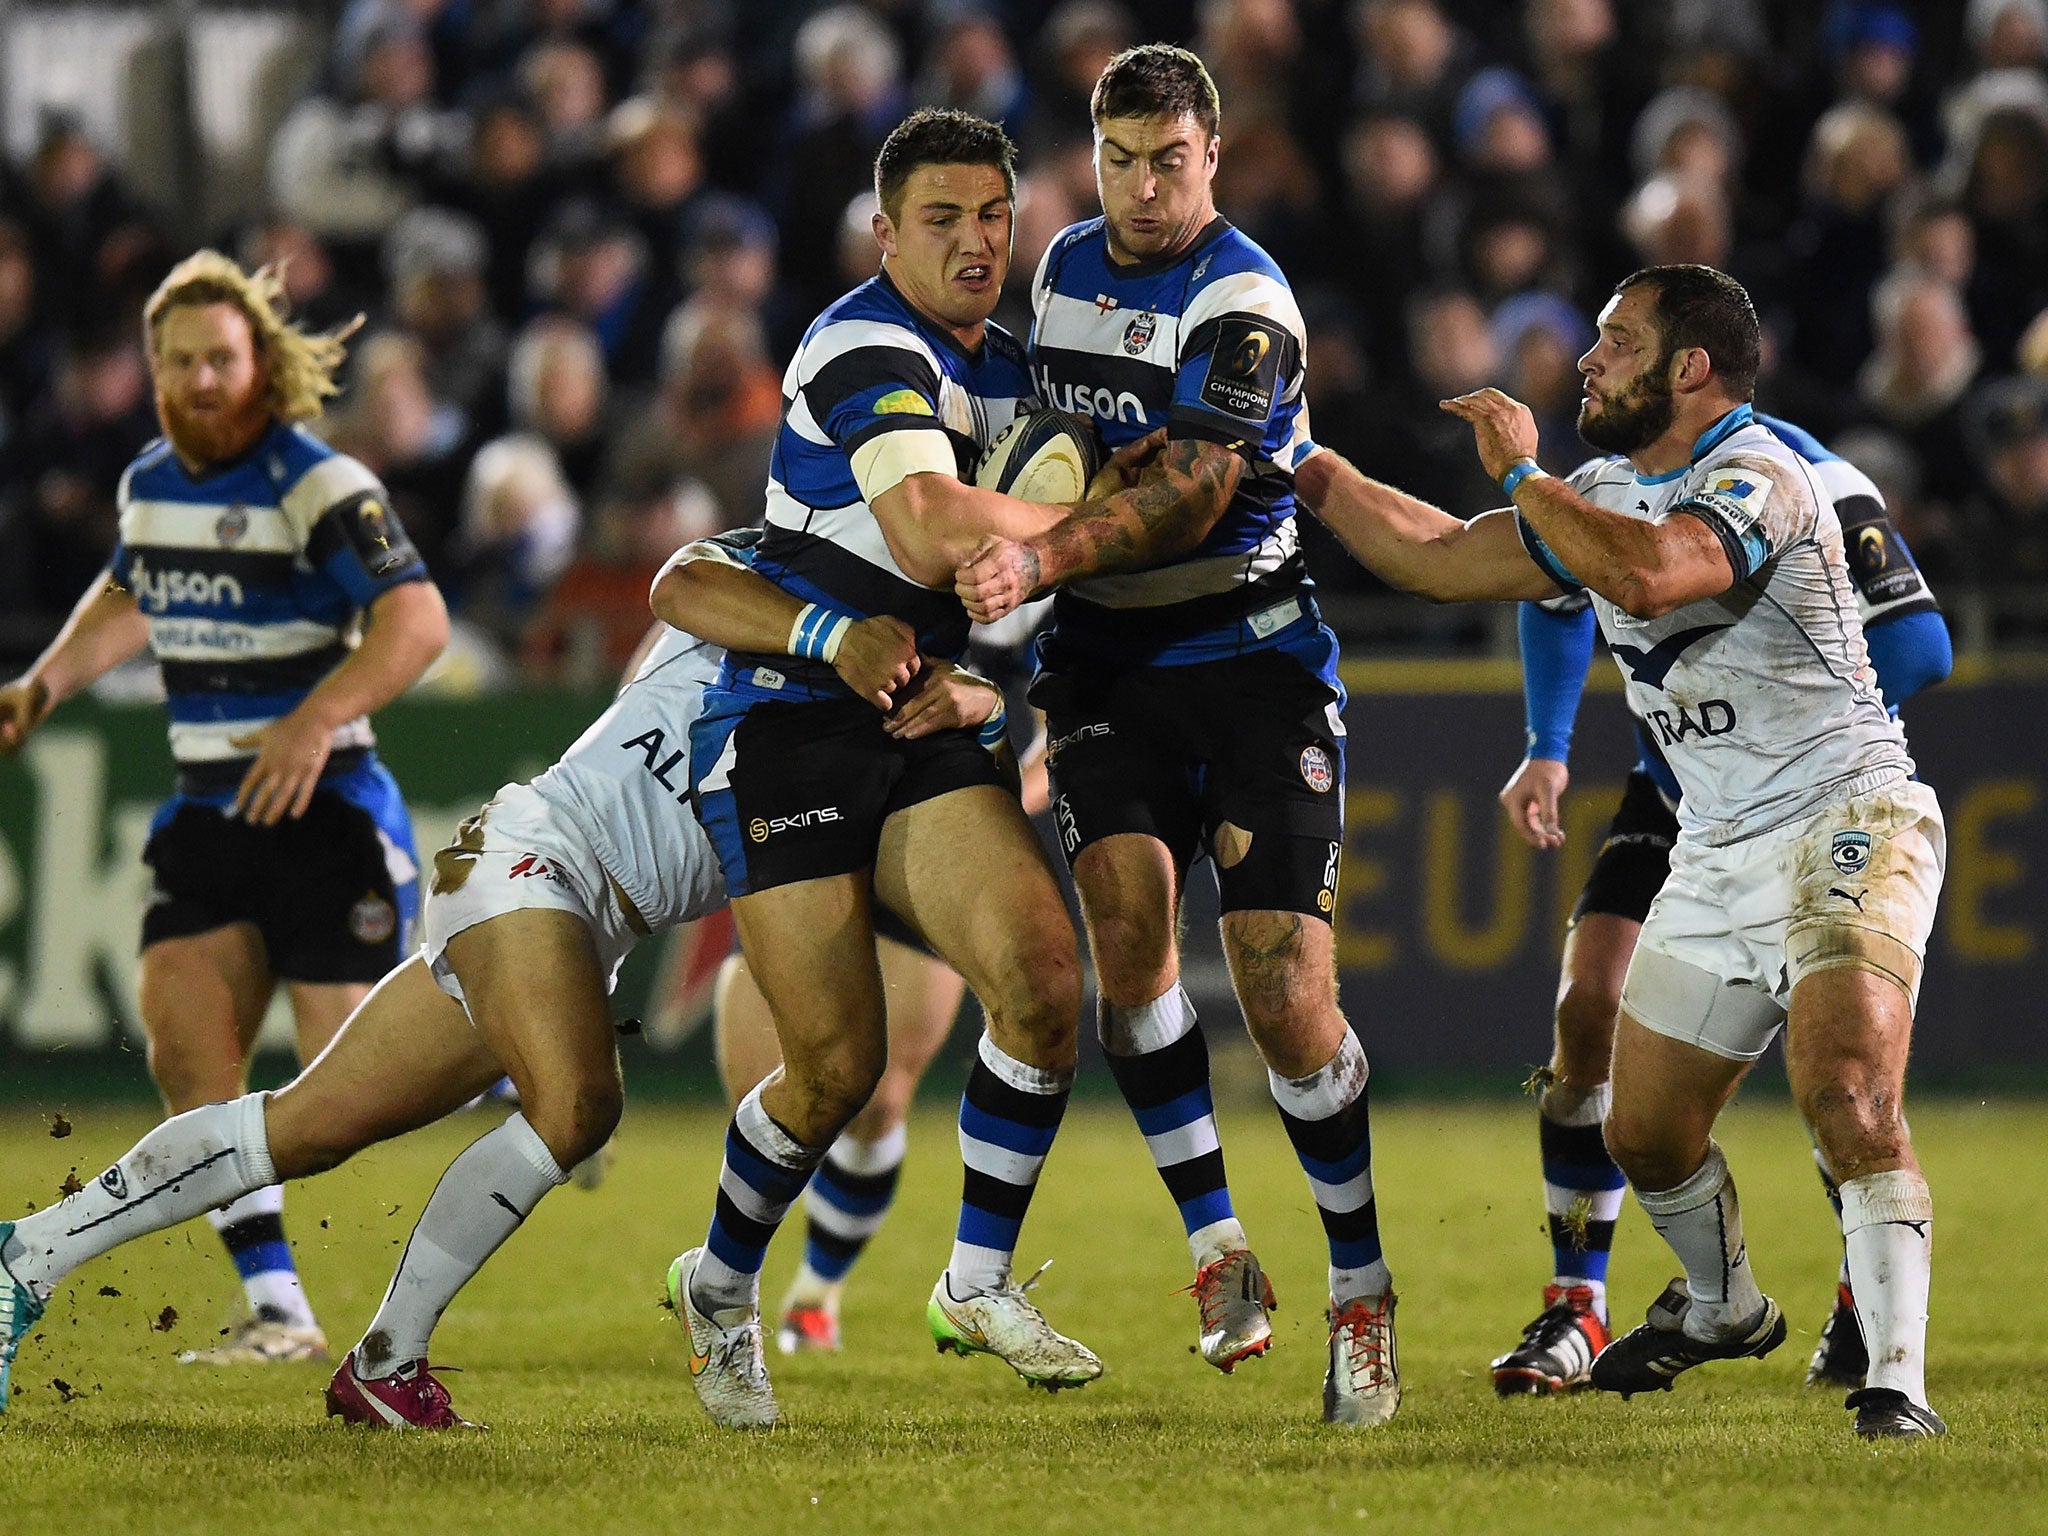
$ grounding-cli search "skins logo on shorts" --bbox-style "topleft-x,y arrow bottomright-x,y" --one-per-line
1299,745 -> 1334,793
748,818 -> 770,843
349,892 -> 397,944
1830,830 -> 1874,875
1122,311 -> 1157,355
750,808 -> 843,842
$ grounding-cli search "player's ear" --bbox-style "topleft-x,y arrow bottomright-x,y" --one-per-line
872,206 -> 897,259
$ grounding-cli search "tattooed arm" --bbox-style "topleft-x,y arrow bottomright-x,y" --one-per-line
956,437 -> 1243,621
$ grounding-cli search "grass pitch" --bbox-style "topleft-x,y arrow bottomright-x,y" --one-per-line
2,1095 -> 2044,1535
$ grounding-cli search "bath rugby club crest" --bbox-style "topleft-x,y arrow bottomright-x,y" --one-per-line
215,504 -> 249,545
1300,745 -> 1334,793
1122,311 -> 1157,355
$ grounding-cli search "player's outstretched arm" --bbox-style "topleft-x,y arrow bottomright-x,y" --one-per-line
233,579 -> 450,824
0,571 -> 150,754
1442,388 -> 1735,618
955,437 -> 1241,621
870,471 -> 1072,587
649,542 -> 917,709
1291,447 -> 1561,602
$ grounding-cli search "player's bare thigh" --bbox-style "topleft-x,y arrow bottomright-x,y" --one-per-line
1070,832 -> 1183,1008
138,923 -> 273,1112
265,955 -> 505,1181
443,906 -> 621,1167
1550,913 -> 1642,1099
873,783 -> 1080,1068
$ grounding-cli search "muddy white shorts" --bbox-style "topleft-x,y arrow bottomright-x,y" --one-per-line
1620,779 -> 1945,1061
420,781 -> 643,1007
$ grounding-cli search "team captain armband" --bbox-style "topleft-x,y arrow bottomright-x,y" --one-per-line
1836,493 -> 1938,620
1514,512 -> 1584,591
789,602 -> 857,664
848,427 -> 959,501
1673,469 -> 1776,583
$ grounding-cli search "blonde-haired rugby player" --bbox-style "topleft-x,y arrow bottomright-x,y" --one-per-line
0,252 -> 448,1365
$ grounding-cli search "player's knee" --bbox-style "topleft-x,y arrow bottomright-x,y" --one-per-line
1554,975 -> 1623,1057
1602,1110 -> 1690,1192
1086,911 -> 1174,1005
525,1067 -> 625,1167
1799,1075 -> 1907,1176
790,1033 -> 887,1127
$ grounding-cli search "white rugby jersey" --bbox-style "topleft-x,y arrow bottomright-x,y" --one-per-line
529,620 -> 729,932
1519,405 -> 1915,846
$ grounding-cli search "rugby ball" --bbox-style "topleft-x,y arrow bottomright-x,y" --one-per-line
975,408 -> 1104,502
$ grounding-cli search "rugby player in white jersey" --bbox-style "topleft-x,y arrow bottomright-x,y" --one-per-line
0,532 -> 1007,1425
1292,264 -> 1946,1440
0,253 -> 448,1364
956,47 -> 1401,1427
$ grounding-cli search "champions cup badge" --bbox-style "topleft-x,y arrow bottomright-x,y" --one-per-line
1830,830 -> 1873,874
1122,311 -> 1157,355
215,504 -> 249,546
1299,745 -> 1334,793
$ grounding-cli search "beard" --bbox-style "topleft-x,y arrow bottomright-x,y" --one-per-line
1577,362 -> 1677,455
158,385 -> 270,467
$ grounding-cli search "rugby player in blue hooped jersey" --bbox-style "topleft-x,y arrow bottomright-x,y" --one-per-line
672,109 -> 1137,1430
956,45 -> 1402,1427
0,252 -> 448,1364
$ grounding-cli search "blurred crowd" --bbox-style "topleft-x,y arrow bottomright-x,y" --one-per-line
3,0 -> 2048,683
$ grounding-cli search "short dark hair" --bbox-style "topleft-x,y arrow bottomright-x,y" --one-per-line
873,108 -> 1017,221
1090,44 -> 1221,138
1615,263 -> 1762,400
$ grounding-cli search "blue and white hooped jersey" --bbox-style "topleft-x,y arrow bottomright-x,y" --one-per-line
1029,215 -> 1316,666
112,420 -> 428,787
730,270 -> 1032,702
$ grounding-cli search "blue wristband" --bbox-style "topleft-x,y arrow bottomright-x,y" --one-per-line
978,701 -> 1009,752
1500,458 -> 1547,499
789,602 -> 856,663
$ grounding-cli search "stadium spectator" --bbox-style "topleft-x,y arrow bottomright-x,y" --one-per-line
777,6 -> 907,315
1351,0 -> 1474,149
240,216 -> 369,337
1941,77 -> 2048,368
1337,113 -> 1439,373
1963,374 -> 2048,603
448,432 -> 581,655
438,89 -> 564,326
520,37 -> 612,172
1491,291 -> 1594,469
15,113 -> 167,337
1967,0 -> 2048,70
914,5 -> 1029,131
1026,1 -> 1135,156
381,206 -> 509,438
1786,102 -> 1914,388
606,96 -> 711,323
505,316 -> 610,500
1858,268 -> 1984,508
268,20 -> 453,256
4,330 -> 155,627
605,299 -> 777,530
528,200 -> 663,386
323,330 -> 470,574
0,222 -> 54,454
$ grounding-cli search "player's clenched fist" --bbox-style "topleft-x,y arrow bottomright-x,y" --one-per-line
956,536 -> 1040,624
1440,387 -> 1541,482
0,677 -> 51,754
833,613 -> 920,709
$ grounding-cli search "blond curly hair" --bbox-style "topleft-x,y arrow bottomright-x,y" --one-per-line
143,250 -> 362,422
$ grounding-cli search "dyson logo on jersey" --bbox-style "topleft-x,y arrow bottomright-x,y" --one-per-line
127,556 -> 245,613
1033,367 -> 1146,425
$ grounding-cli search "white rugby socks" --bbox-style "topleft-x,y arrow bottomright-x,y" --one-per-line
353,1112 -> 567,1379
1840,1169 -> 1933,1407
1,1094 -> 272,1301
1633,1141 -> 1767,1338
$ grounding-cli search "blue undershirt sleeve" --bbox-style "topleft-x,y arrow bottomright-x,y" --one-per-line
1519,599 -> 1598,762
1864,608 -> 1952,713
